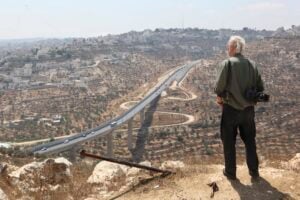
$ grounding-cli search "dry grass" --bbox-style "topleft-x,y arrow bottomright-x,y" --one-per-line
69,161 -> 95,200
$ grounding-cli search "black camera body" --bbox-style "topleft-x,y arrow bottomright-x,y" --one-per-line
245,88 -> 270,102
255,92 -> 270,102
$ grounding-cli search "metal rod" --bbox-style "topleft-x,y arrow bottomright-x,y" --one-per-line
80,150 -> 172,175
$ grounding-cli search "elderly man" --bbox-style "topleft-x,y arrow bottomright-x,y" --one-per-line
214,36 -> 264,180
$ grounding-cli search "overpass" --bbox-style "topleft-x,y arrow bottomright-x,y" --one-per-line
31,61 -> 199,157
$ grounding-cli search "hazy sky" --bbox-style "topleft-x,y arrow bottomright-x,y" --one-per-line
0,0 -> 299,39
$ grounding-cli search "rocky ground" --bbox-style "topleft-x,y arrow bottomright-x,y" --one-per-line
119,162 -> 300,200
0,153 -> 299,200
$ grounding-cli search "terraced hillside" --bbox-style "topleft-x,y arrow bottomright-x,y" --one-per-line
82,36 -> 300,163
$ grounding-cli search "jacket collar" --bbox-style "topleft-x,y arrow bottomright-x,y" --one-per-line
234,53 -> 244,58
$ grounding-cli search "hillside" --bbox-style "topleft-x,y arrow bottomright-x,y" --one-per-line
0,153 -> 299,200
0,27 -> 299,199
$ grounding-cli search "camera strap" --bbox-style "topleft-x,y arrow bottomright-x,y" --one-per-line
224,59 -> 232,100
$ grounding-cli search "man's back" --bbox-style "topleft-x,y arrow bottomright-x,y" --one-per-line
215,53 -> 264,110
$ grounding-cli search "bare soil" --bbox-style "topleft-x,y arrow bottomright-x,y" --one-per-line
116,164 -> 300,200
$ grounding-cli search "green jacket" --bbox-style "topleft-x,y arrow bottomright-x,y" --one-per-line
214,54 -> 264,110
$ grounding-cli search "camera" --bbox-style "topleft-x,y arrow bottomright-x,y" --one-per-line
255,92 -> 270,102
245,88 -> 270,102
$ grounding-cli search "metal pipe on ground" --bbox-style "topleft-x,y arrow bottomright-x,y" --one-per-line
80,150 -> 173,176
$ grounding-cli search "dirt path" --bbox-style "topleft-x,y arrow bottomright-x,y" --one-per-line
166,67 -> 197,101
119,101 -> 139,110
119,101 -> 195,128
119,65 -> 197,129
165,87 -> 197,101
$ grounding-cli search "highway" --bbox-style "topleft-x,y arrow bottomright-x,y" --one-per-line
31,61 -> 198,155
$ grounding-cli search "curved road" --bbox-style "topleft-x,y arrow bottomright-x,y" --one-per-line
120,101 -> 195,126
31,61 -> 199,155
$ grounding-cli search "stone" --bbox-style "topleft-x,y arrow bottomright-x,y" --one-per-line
125,167 -> 143,186
161,91 -> 167,97
286,153 -> 300,172
160,160 -> 185,171
88,160 -> 154,198
125,161 -> 156,187
87,161 -> 126,191
0,188 -> 8,200
9,157 -> 73,195
139,160 -> 152,167
0,163 -> 7,174
126,167 -> 141,177
54,157 -> 73,167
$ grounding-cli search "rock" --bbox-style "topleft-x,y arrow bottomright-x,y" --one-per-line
126,167 -> 141,177
54,157 -> 73,167
87,161 -> 126,191
125,161 -> 154,186
64,194 -> 74,200
9,161 -> 42,182
9,157 -> 73,195
0,188 -> 8,200
161,91 -> 167,97
125,167 -> 144,185
129,160 -> 152,177
88,160 -> 154,198
284,153 -> 300,172
1,162 -> 19,174
140,160 -> 152,167
0,163 -> 7,174
119,164 -> 130,173
160,160 -> 185,171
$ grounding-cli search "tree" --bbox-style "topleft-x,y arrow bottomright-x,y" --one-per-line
177,135 -> 184,144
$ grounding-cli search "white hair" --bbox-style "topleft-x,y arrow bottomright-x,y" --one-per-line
228,35 -> 246,54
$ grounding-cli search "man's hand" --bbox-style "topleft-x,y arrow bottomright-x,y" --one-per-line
216,96 -> 224,106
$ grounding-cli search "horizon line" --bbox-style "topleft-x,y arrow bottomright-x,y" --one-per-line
0,25 -> 297,41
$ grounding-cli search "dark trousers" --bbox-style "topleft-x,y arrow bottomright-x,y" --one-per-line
221,104 -> 259,176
